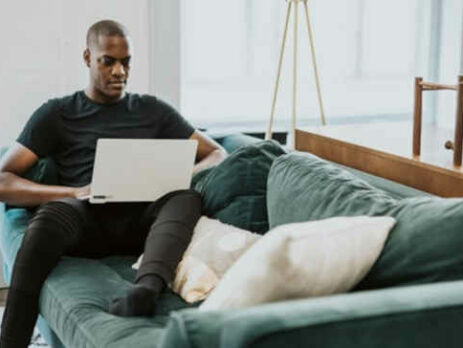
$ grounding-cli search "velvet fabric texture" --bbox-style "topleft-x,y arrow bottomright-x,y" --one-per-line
267,152 -> 463,290
193,140 -> 287,234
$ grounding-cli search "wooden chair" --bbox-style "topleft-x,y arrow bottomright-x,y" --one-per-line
413,75 -> 463,166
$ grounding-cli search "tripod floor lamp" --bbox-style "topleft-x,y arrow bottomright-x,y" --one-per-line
265,0 -> 326,148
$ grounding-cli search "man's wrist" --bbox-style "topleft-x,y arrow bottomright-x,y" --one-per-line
72,185 -> 90,199
72,187 -> 81,198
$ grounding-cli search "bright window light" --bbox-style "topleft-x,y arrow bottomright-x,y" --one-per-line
181,0 -> 433,128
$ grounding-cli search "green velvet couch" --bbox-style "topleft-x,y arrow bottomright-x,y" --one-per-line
1,134 -> 463,348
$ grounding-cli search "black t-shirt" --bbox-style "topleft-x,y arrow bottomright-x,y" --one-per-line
17,91 -> 195,187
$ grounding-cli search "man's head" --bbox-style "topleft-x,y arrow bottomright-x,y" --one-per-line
84,20 -> 131,103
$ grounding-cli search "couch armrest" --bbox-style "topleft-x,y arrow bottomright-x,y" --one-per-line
0,203 -> 30,280
160,280 -> 463,348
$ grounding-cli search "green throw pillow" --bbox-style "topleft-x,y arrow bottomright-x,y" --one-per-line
193,140 -> 287,234
267,151 -> 463,289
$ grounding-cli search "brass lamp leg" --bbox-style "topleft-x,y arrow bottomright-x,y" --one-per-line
266,1 -> 292,141
267,0 -> 326,146
303,0 -> 326,126
291,1 -> 299,149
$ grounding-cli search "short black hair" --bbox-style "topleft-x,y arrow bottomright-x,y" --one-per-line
86,20 -> 129,48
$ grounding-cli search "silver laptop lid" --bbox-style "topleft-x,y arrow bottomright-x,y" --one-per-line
90,139 -> 198,203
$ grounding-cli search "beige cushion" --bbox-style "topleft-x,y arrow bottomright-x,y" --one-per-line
200,216 -> 396,310
133,216 -> 261,303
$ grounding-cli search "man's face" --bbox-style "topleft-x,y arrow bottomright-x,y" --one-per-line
84,35 -> 131,103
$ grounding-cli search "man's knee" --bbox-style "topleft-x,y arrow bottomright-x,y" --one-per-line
148,190 -> 202,232
170,189 -> 201,204
24,199 -> 85,251
48,197 -> 88,214
160,189 -> 201,216
33,198 -> 86,224
171,189 -> 202,206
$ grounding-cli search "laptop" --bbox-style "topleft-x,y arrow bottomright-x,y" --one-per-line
88,138 -> 198,203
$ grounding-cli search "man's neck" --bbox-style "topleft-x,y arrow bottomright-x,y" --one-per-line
84,87 -> 125,104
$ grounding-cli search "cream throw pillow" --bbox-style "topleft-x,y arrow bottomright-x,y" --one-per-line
132,216 -> 261,303
200,216 -> 396,311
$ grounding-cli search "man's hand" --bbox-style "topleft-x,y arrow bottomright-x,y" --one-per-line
74,184 -> 91,199
193,149 -> 227,175
190,131 -> 227,174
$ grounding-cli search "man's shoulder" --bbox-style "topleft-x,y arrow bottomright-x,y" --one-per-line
44,91 -> 81,107
51,90 -> 100,119
127,93 -> 158,109
127,93 -> 172,117
29,92 -> 80,121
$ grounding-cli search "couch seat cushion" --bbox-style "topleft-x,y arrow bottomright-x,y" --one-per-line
39,256 -> 196,348
267,152 -> 463,290
0,206 -> 195,348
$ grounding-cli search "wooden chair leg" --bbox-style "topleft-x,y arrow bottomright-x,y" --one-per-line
413,77 -> 423,157
453,75 -> 463,166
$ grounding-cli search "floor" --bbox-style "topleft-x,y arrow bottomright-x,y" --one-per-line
0,288 -> 50,347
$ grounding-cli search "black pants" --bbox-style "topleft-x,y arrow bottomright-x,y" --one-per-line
0,189 -> 201,348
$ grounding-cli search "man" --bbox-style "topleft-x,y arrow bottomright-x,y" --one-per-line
0,20 -> 226,347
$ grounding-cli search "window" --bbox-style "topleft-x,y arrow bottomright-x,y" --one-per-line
181,0 -> 455,129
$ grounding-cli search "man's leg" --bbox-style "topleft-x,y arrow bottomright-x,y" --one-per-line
109,189 -> 202,317
0,198 -> 96,348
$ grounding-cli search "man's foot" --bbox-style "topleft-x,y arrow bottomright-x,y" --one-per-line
109,285 -> 159,317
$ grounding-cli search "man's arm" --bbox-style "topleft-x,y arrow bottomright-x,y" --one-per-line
0,142 -> 89,207
190,131 -> 227,174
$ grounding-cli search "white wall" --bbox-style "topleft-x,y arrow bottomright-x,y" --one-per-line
150,0 -> 181,109
0,0 -> 178,147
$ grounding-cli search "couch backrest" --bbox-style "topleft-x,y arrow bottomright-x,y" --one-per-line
334,162 -> 432,199
266,151 -> 463,291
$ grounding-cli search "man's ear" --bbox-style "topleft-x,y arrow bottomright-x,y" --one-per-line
83,48 -> 91,67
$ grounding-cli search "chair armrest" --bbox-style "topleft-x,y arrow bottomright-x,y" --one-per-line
160,280 -> 463,348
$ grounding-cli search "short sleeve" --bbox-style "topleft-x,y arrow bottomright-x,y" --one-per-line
157,99 -> 195,139
16,100 -> 61,157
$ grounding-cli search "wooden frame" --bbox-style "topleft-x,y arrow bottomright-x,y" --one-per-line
295,128 -> 463,197
413,76 -> 463,166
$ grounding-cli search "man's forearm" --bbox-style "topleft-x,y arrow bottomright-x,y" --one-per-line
193,149 -> 227,175
0,172 -> 79,207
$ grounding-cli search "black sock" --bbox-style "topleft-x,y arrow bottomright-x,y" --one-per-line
108,274 -> 165,317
